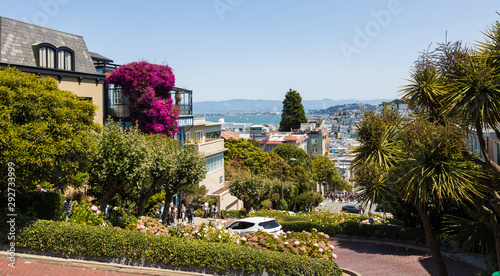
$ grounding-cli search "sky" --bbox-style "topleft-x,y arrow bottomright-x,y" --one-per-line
2,1 -> 500,102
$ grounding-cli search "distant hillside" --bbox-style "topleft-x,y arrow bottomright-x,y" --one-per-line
194,98 -> 393,115
309,103 -> 377,114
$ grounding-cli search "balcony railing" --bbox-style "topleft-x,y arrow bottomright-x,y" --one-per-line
104,86 -> 193,121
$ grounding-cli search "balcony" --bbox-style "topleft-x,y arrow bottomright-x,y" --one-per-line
104,86 -> 193,123
190,139 -> 226,157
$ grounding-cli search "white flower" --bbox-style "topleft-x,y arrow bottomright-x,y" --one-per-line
294,241 -> 300,246
329,245 -> 335,250
91,206 -> 98,212
218,234 -> 222,239
241,237 -> 247,242
313,243 -> 319,247
332,253 -> 337,259
319,248 -> 324,253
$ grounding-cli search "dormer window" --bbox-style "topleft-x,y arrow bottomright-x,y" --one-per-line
36,43 -> 75,71
38,43 -> 56,68
57,47 -> 74,71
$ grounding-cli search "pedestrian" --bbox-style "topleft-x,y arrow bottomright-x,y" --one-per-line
36,184 -> 47,192
211,202 -> 218,219
181,204 -> 186,223
189,205 -> 195,224
186,204 -> 193,224
203,201 -> 209,217
172,204 -> 178,225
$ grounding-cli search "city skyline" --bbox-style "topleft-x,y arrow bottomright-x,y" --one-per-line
2,1 -> 500,102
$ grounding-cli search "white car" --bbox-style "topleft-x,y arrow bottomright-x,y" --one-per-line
226,217 -> 284,236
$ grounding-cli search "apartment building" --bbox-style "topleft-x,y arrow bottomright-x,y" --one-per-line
185,118 -> 241,211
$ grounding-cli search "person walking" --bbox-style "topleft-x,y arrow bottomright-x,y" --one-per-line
172,204 -> 178,226
211,202 -> 218,219
181,204 -> 186,223
203,201 -> 209,218
186,204 -> 193,224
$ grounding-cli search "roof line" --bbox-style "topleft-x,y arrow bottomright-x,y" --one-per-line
0,17 -> 84,39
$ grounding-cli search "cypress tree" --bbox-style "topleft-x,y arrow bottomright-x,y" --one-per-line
279,89 -> 307,132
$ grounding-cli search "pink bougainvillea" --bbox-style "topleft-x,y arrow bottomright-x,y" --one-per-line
105,61 -> 179,137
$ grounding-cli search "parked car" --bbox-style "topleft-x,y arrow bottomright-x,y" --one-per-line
375,204 -> 390,212
341,205 -> 361,214
226,217 -> 283,236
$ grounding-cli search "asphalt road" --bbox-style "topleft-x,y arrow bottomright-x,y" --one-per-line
320,198 -> 393,218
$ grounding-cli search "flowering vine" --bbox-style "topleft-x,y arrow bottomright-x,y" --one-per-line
105,61 -> 179,137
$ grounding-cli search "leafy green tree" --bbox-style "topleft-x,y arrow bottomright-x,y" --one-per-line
136,134 -> 179,216
246,138 -> 261,148
312,155 -> 340,191
161,144 -> 207,223
292,191 -> 323,212
224,137 -> 270,175
229,174 -> 270,211
89,120 -> 149,212
273,143 -> 312,172
279,89 -> 307,132
0,67 -> 99,191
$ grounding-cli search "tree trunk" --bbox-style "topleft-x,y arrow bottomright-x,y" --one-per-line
416,203 -> 448,276
484,189 -> 500,270
161,193 -> 174,223
136,180 -> 160,216
99,180 -> 125,212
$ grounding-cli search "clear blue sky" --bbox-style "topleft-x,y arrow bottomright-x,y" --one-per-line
3,1 -> 500,102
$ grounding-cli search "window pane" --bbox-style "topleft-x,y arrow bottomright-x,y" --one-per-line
65,51 -> 72,70
39,47 -> 46,66
47,48 -> 54,68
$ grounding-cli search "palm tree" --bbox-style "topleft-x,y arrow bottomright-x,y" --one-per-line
442,26 -> 500,269
396,117 -> 481,276
400,51 -> 447,122
352,111 -> 401,171
352,111 -> 401,213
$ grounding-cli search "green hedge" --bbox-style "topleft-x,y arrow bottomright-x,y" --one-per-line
17,220 -> 342,276
280,220 -> 425,243
14,192 -> 64,220
220,209 -> 247,219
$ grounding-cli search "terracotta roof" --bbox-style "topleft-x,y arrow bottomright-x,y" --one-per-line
221,130 -> 241,140
284,134 -> 298,140
296,136 -> 308,143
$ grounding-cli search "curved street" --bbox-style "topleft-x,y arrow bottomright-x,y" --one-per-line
0,205 -> 488,276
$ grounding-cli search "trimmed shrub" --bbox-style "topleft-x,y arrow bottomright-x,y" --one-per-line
280,220 -> 425,243
68,201 -> 106,226
220,209 -> 247,219
17,220 -> 342,276
194,208 -> 203,217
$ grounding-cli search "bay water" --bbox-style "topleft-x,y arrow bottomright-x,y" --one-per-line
202,114 -> 329,125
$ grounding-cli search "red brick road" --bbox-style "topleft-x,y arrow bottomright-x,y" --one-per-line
330,240 -> 487,276
0,258 -> 145,276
